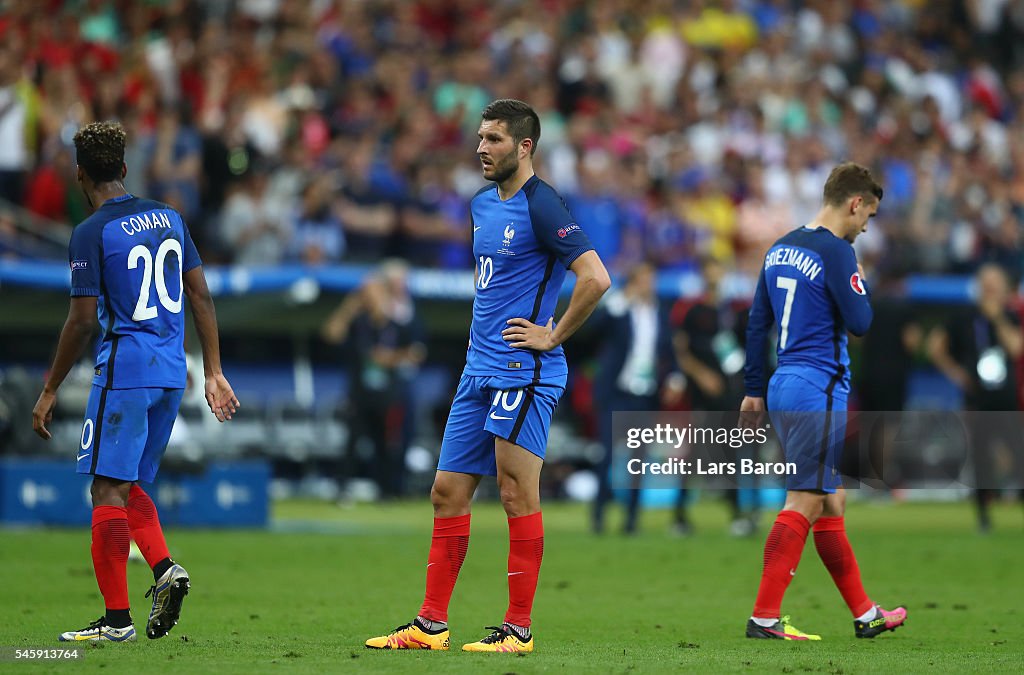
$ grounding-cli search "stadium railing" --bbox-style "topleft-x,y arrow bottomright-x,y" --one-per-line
0,259 -> 990,304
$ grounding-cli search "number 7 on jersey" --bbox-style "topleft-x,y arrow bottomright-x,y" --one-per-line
776,276 -> 797,350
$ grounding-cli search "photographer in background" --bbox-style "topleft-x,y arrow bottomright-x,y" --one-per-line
929,263 -> 1024,532
322,261 -> 425,498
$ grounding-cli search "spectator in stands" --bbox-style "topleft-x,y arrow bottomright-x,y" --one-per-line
333,140 -> 398,262
288,174 -> 345,266
629,179 -> 697,272
219,167 -> 290,266
928,263 -> 1024,531
735,162 -> 793,276
146,105 -> 203,227
565,152 -> 624,268
5,0 -> 1024,513
0,46 -> 33,204
197,101 -> 255,237
399,161 -> 471,267
678,167 -> 737,264
3,0 -> 1024,276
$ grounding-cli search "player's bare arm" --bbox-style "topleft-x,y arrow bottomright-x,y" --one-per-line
32,296 -> 98,440
502,250 -> 611,351
183,266 -> 239,422
739,395 -> 765,429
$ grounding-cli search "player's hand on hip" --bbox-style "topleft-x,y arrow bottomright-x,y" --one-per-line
32,389 -> 56,440
502,317 -> 557,351
739,396 -> 765,429
205,374 -> 240,422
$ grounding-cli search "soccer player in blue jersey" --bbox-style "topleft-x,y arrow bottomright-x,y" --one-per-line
741,162 -> 907,640
366,99 -> 610,653
31,121 -> 239,642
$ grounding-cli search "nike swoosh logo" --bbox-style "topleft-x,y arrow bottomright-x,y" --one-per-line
490,411 -> 513,421
765,628 -> 807,640
77,453 -> 90,461
789,569 -> 796,576
427,563 -> 435,567
508,571 -> 524,576
474,226 -> 481,232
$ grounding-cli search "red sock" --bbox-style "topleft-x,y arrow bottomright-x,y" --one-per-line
505,512 -> 544,628
91,505 -> 131,612
126,484 -> 171,569
752,510 -> 810,618
813,516 -> 874,617
419,514 -> 471,623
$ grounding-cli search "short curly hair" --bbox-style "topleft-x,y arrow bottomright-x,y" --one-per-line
73,121 -> 127,183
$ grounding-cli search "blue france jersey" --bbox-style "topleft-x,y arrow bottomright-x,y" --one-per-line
744,227 -> 872,397
466,175 -> 593,382
68,194 -> 202,389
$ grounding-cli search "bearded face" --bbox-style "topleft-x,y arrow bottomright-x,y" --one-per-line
477,119 -> 525,185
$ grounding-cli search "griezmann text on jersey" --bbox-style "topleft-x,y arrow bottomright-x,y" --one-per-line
744,226 -> 872,398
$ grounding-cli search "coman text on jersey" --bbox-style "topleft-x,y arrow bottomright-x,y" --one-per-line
120,211 -> 173,236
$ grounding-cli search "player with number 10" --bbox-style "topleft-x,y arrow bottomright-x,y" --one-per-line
365,99 -> 610,653
31,121 -> 239,643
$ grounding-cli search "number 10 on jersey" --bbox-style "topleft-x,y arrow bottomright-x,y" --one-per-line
477,256 -> 494,289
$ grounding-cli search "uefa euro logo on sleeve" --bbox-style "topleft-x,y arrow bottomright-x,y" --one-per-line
849,272 -> 866,295
557,223 -> 581,239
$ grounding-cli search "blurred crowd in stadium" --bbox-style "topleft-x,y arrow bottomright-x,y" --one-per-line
2,1 -> 1024,530
1,0 -> 1024,282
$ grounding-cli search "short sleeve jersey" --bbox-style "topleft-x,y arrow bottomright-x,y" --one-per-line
68,194 -> 202,389
466,176 -> 593,383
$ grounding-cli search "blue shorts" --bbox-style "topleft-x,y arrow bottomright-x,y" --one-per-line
77,385 -> 185,483
767,373 -> 847,493
437,373 -> 565,476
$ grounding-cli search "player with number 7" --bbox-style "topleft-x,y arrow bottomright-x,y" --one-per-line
740,162 -> 907,641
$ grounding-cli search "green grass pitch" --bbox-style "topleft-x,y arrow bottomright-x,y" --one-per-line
1,499 -> 1022,673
